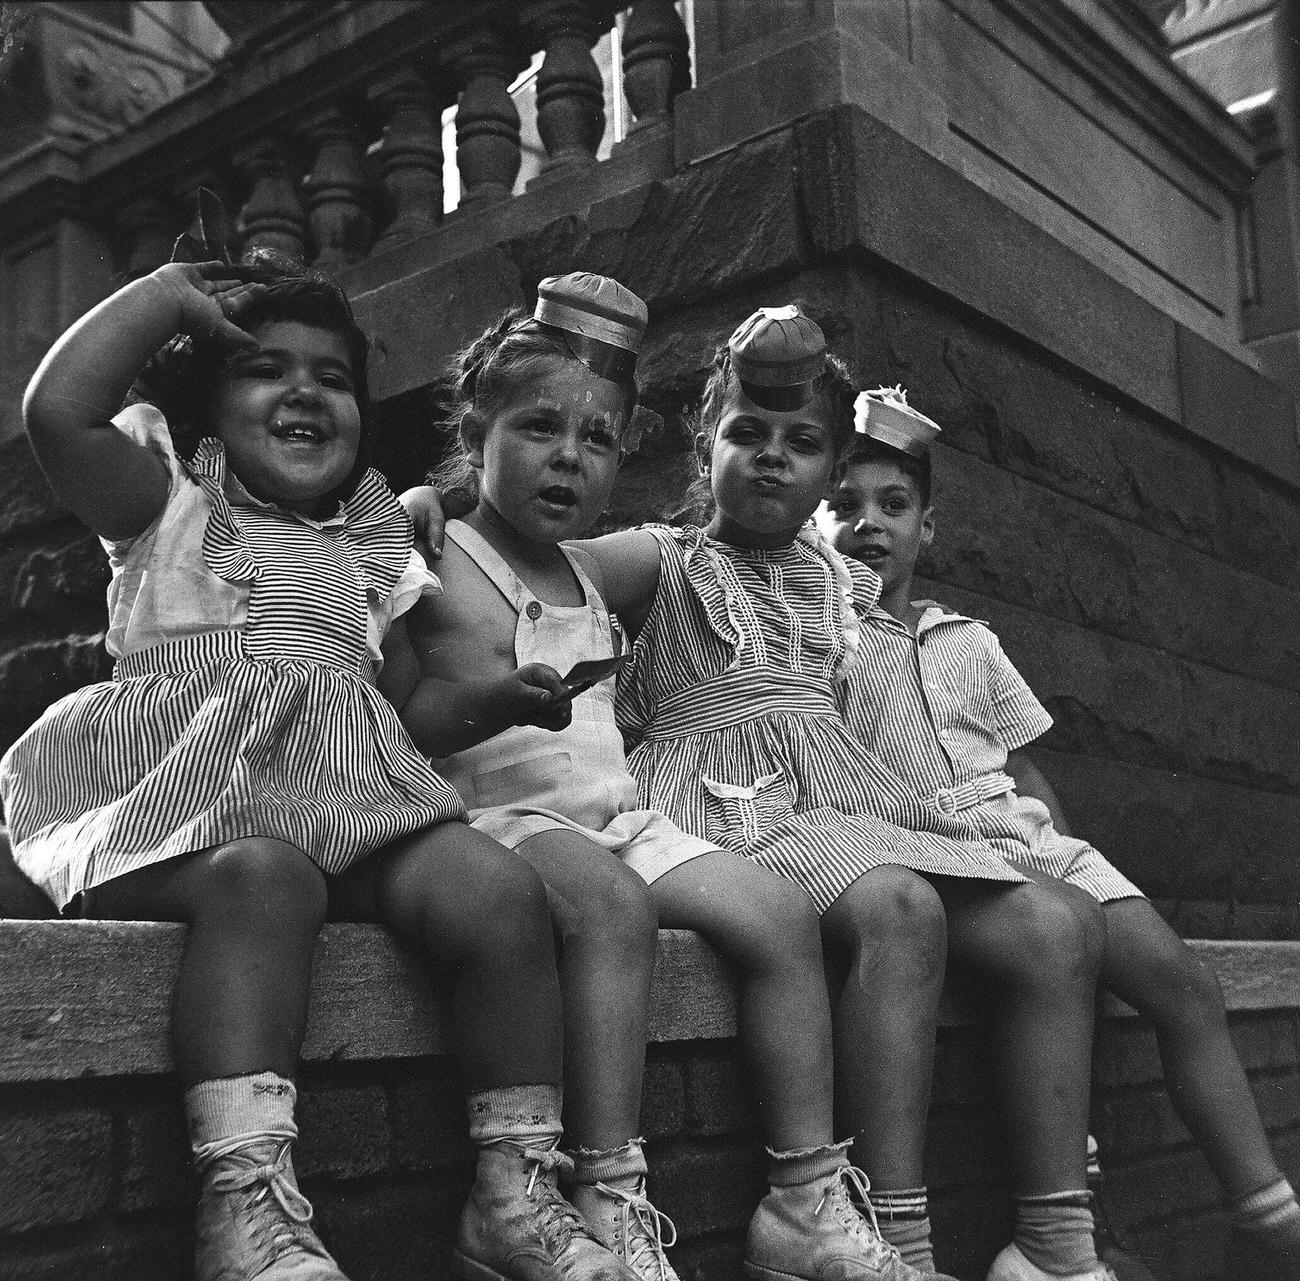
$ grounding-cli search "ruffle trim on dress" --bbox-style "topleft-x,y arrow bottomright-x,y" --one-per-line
185,438 -> 413,602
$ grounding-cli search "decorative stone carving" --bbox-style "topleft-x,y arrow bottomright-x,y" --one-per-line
302,106 -> 372,268
447,26 -> 523,209
621,0 -> 691,133
370,69 -> 443,249
232,139 -> 306,261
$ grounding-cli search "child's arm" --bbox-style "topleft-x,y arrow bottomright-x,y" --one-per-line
23,262 -> 260,541
1005,749 -> 1075,838
399,486 -> 662,629
379,610 -> 571,756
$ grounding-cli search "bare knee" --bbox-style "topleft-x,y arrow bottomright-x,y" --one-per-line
1006,883 -> 1105,987
559,860 -> 658,957
826,866 -> 947,980
198,839 -> 327,935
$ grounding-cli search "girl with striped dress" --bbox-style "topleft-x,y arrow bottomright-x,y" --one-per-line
403,275 -> 951,1281
0,252 -> 608,1281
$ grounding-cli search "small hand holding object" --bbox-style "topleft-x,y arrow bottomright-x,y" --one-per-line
503,663 -> 573,733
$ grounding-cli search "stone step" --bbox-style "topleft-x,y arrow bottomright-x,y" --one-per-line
3,918 -> 1298,1082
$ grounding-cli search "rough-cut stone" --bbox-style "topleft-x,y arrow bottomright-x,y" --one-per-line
0,1107 -> 113,1231
295,1084 -> 390,1178
0,436 -> 64,539
4,529 -> 107,622
0,634 -> 110,756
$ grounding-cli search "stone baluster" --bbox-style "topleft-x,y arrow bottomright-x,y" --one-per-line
302,106 -> 372,268
446,25 -> 523,211
520,0 -> 605,176
369,68 -> 443,250
232,138 -> 306,261
621,0 -> 691,134
116,194 -> 178,280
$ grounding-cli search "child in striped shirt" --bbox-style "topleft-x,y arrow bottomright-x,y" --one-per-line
401,275 -> 946,1281
0,244 -> 585,1281
819,386 -> 1300,1281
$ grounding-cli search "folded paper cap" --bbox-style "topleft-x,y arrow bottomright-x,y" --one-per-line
535,272 -> 649,386
728,305 -> 827,386
854,385 -> 940,456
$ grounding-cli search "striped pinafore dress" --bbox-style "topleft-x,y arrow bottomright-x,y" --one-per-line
0,406 -> 465,911
615,526 -> 1026,912
430,520 -> 715,884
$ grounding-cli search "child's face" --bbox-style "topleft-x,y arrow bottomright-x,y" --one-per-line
466,356 -> 626,543
212,320 -> 361,517
817,458 -> 934,595
703,377 -> 841,549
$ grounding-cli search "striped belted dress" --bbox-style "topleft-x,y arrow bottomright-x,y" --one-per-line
0,404 -> 465,912
615,526 -> 1025,913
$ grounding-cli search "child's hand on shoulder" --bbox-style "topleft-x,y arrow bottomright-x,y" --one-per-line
497,663 -> 572,733
147,262 -> 267,351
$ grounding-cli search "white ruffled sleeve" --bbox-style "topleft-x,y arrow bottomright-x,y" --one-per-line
390,547 -> 442,621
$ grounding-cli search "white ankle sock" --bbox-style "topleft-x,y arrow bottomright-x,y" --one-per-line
1231,1177 -> 1300,1252
571,1137 -> 648,1187
766,1139 -> 852,1187
467,1082 -> 563,1146
184,1071 -> 297,1161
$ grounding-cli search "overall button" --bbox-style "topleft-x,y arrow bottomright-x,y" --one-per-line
525,600 -> 543,620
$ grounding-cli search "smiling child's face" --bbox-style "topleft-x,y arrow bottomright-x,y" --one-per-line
817,457 -> 934,597
213,320 -> 361,518
466,356 -> 627,544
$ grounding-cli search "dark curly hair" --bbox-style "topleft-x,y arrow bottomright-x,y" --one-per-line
433,306 -> 638,501
128,249 -> 372,495
681,342 -> 858,521
844,434 -> 933,506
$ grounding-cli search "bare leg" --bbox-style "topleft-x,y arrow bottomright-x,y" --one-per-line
942,878 -> 1105,1194
334,822 -> 563,1087
514,829 -> 658,1151
89,839 -> 328,1084
1101,896 -> 1282,1199
651,851 -> 835,1150
819,865 -> 947,1189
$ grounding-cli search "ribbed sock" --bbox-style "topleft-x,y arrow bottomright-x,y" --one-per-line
1231,1176 -> 1300,1254
570,1136 -> 649,1188
184,1070 -> 297,1162
867,1186 -> 935,1270
466,1082 -> 563,1146
1012,1190 -> 1099,1275
766,1138 -> 852,1187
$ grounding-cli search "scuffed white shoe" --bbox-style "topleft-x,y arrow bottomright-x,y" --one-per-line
745,1164 -> 959,1281
986,1241 -> 1119,1281
195,1137 -> 349,1281
572,1178 -> 680,1281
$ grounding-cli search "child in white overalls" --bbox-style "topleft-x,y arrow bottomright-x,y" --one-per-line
393,274 -> 947,1281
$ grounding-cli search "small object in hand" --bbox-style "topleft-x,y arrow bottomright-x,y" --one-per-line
549,655 -> 629,704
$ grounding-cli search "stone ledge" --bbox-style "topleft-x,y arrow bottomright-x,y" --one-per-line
3,920 -> 1297,1084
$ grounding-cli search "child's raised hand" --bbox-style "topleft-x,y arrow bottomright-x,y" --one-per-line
147,262 -> 266,350
501,663 -> 573,733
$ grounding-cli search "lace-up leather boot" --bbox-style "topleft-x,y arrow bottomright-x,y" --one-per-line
572,1177 -> 679,1281
454,1137 -> 639,1281
195,1137 -> 349,1281
745,1164 -> 960,1281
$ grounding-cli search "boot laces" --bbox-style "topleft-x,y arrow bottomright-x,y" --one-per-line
594,1180 -> 679,1281
486,1137 -> 593,1254
202,1137 -> 326,1259
814,1166 -> 902,1269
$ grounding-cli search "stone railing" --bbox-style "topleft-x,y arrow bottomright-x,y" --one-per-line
0,0 -> 692,279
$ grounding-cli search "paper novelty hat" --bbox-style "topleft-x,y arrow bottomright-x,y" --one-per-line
727,305 -> 827,410
535,272 -> 649,387
853,385 -> 941,456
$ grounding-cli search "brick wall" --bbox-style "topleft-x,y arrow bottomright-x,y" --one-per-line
3,1003 -> 1299,1281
